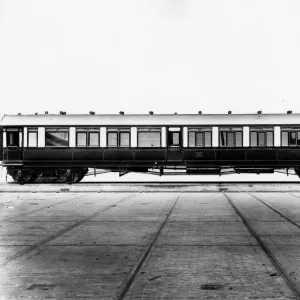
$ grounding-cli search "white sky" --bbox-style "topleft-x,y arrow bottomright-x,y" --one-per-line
0,0 -> 300,117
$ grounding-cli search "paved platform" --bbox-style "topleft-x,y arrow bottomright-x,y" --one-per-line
0,189 -> 300,299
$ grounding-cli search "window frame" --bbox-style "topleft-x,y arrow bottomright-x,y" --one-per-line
249,127 -> 274,147
137,127 -> 161,148
107,128 -> 131,148
281,127 -> 300,147
88,131 -> 100,147
6,128 -> 21,147
188,127 -> 212,148
45,127 -> 69,147
27,127 -> 38,148
75,128 -> 100,147
219,127 -> 243,147
76,131 -> 88,147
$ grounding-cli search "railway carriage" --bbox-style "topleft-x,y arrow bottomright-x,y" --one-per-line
1,112 -> 300,184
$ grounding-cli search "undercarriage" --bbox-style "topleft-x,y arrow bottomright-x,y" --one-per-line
5,166 -> 300,184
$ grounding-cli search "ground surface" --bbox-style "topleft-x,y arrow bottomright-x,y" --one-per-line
0,185 -> 300,299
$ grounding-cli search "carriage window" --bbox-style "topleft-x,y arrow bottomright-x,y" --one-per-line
188,132 -> 195,147
46,129 -> 69,147
138,131 -> 161,147
204,132 -> 212,147
289,132 -> 297,146
107,132 -> 118,147
219,128 -> 243,147
89,132 -> 99,146
76,128 -> 100,147
76,132 -> 87,147
188,128 -> 212,147
281,128 -> 300,146
250,127 -> 274,147
196,132 -> 204,147
7,130 -> 19,147
170,132 -> 180,146
120,132 -> 130,147
258,132 -> 265,147
250,132 -> 257,146
235,132 -> 242,147
281,131 -> 288,146
28,128 -> 38,147
266,132 -> 273,146
107,128 -> 130,147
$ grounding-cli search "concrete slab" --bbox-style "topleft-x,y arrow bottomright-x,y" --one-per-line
226,193 -> 288,222
169,193 -> 242,222
0,246 -> 29,265
124,245 -> 295,300
251,221 -> 300,236
47,221 -> 161,246
156,221 -> 258,246
1,245 -> 144,299
0,193 -> 79,221
1,190 -> 300,299
11,193 -> 127,222
92,192 -> 177,221
252,192 -> 300,223
0,221 -> 74,246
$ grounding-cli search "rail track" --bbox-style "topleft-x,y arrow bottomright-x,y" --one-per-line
224,192 -> 300,299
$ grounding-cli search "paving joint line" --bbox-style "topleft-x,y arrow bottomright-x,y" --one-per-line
114,192 -> 181,300
223,192 -> 300,299
248,192 -> 300,230
0,193 -> 134,267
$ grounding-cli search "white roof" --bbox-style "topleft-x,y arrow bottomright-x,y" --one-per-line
1,113 -> 300,126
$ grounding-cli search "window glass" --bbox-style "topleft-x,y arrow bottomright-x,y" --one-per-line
266,132 -> 273,146
298,132 -> 300,146
28,132 -> 37,147
220,131 -> 226,146
107,132 -> 118,147
188,132 -> 195,147
227,132 -> 234,147
289,131 -> 297,146
204,132 -> 212,147
171,132 -> 180,145
138,132 -> 160,147
46,131 -> 69,147
281,132 -> 288,146
235,132 -> 242,147
89,132 -> 99,146
258,132 -> 265,147
250,132 -> 257,146
7,132 -> 19,147
77,132 -> 87,147
196,132 -> 204,147
120,132 -> 130,147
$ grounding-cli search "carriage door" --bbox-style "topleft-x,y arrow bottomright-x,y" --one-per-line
5,128 -> 23,161
167,127 -> 183,162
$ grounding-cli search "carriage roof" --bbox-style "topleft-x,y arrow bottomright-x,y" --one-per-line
1,113 -> 300,126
